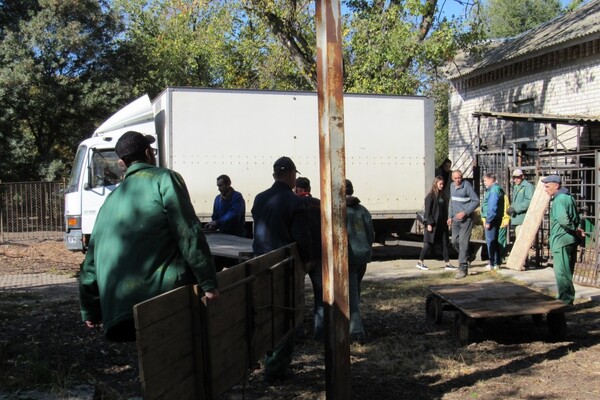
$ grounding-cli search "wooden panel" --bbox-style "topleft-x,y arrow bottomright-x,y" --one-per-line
143,352 -> 195,400
430,282 -> 569,319
135,285 -> 192,329
135,243 -> 305,400
506,179 -> 550,270
154,373 -> 197,400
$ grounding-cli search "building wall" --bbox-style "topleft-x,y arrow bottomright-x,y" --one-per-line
448,54 -> 600,177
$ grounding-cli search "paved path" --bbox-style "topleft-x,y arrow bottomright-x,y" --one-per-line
2,258 -> 599,303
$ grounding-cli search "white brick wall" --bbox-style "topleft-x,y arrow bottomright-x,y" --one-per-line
448,55 -> 600,177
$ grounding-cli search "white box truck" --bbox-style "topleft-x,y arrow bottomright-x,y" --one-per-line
64,87 -> 434,251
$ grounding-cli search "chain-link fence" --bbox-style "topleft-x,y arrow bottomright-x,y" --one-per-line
0,181 -> 65,242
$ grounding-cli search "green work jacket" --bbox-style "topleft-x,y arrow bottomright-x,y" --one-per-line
511,179 -> 534,226
549,189 -> 581,250
79,163 -> 217,340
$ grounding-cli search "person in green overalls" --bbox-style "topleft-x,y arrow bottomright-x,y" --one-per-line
542,175 -> 585,304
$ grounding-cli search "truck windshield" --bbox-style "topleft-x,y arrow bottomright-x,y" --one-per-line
91,149 -> 123,188
66,145 -> 87,194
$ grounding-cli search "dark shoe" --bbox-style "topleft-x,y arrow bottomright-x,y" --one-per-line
455,269 -> 467,279
444,263 -> 457,271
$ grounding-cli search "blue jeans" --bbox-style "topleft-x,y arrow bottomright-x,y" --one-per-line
485,224 -> 502,267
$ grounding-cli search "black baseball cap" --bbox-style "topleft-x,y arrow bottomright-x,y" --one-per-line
115,131 -> 155,159
273,156 -> 300,174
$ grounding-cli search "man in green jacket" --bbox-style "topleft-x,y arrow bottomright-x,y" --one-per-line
79,131 -> 220,342
508,168 -> 534,238
543,175 -> 584,304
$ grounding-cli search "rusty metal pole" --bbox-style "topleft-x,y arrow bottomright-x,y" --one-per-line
315,0 -> 350,399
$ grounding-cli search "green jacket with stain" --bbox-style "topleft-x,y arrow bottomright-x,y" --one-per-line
549,188 -> 581,249
79,163 -> 217,341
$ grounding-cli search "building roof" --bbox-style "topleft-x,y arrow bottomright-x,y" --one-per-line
472,111 -> 600,125
446,0 -> 600,79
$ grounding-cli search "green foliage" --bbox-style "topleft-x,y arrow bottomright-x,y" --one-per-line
0,0 -> 135,181
482,0 -> 563,38
0,0 -> 487,180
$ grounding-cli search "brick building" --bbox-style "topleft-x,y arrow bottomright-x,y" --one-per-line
445,0 -> 600,188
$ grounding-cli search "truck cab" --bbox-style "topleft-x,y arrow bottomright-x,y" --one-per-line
64,95 -> 157,251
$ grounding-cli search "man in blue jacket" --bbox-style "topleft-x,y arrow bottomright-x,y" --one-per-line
206,174 -> 246,237
482,173 -> 505,271
447,170 -> 480,279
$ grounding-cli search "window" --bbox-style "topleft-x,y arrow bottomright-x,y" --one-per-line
91,150 -> 123,188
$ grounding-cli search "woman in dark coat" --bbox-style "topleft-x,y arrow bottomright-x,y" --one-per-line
416,176 -> 455,271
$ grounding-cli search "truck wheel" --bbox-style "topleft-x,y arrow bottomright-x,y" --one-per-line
453,311 -> 471,345
547,312 -> 567,341
425,294 -> 443,324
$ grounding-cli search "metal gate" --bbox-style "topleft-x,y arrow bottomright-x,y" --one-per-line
0,181 -> 65,242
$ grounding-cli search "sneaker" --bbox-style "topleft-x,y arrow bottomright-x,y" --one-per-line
485,264 -> 492,270
455,269 -> 467,279
416,261 -> 429,271
444,263 -> 457,270
493,265 -> 500,271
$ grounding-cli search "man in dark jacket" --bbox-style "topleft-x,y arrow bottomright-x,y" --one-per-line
252,156 -> 311,381
79,131 -> 219,342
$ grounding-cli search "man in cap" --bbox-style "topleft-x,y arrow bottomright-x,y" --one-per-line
543,175 -> 584,304
507,168 -> 534,239
79,131 -> 220,342
252,156 -> 311,381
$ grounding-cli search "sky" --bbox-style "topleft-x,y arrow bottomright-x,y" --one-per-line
440,0 -> 575,20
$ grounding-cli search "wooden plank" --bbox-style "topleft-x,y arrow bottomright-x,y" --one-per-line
138,328 -> 196,380
506,179 -> 550,270
143,352 -> 195,400
134,285 -> 192,329
430,282 -> 569,319
154,372 -> 197,400
136,306 -> 194,355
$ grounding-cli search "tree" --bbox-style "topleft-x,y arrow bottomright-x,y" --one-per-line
482,0 -> 562,38
0,0 -> 133,181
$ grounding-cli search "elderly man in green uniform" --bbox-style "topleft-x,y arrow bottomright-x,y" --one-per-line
543,175 -> 584,305
507,168 -> 534,239
79,131 -> 220,342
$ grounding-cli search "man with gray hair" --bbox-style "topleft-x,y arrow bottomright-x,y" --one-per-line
447,170 -> 480,279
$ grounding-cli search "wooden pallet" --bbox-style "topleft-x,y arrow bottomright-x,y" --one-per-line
426,281 -> 570,345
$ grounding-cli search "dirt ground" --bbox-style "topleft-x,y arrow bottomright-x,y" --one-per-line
1,240 -> 600,399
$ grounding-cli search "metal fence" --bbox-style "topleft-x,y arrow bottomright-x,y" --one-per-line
0,181 -> 65,242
